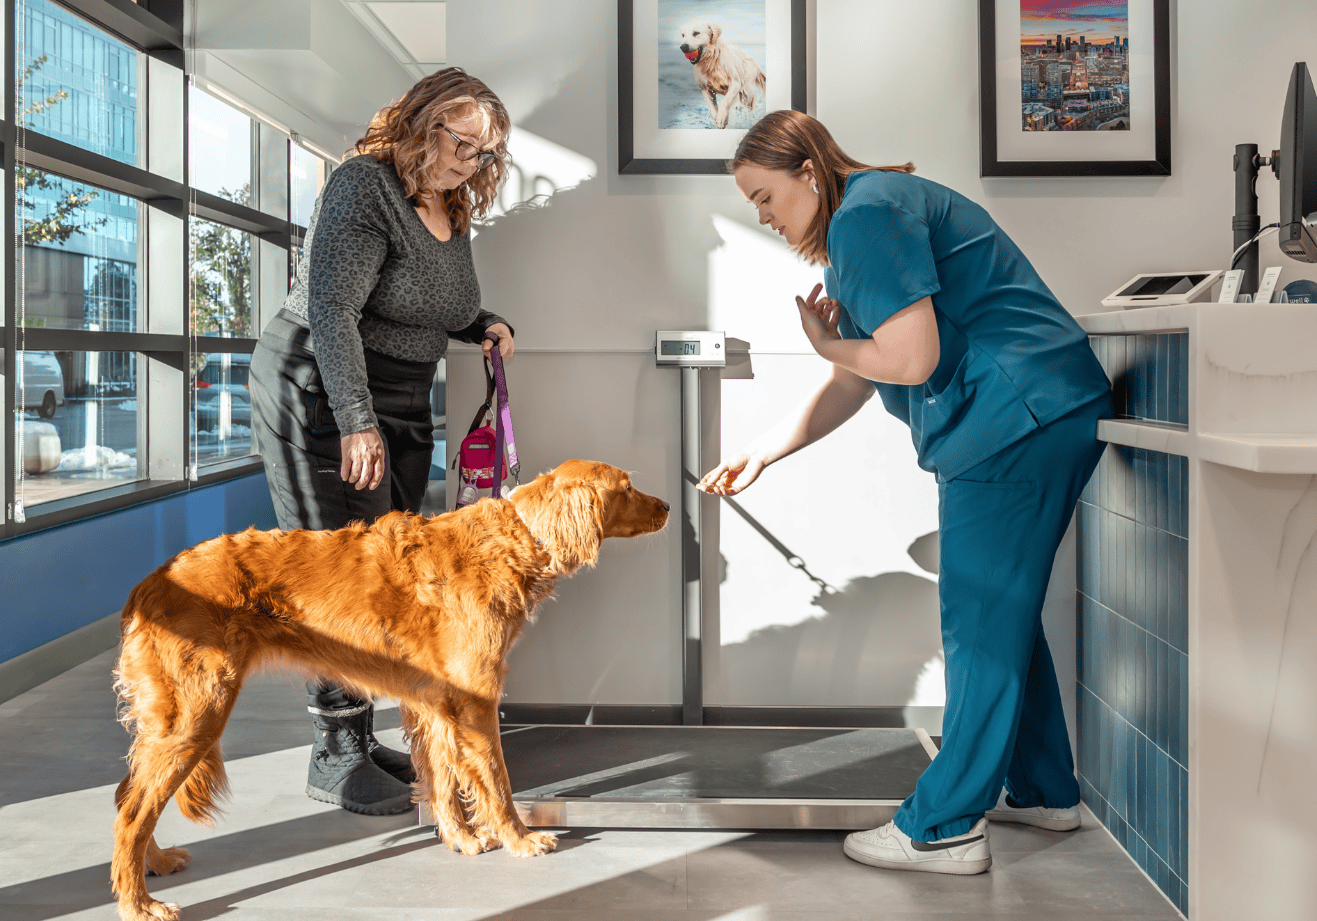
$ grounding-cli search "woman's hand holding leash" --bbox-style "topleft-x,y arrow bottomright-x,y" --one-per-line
341,427 -> 386,491
484,323 -> 515,361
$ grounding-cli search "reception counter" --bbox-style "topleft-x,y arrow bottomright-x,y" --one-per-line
1075,303 -> 1317,921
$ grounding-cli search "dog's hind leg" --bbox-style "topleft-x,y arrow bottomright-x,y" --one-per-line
114,775 -> 190,879
111,683 -> 240,921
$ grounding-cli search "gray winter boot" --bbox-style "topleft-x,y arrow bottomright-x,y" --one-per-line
306,683 -> 413,815
364,705 -> 417,785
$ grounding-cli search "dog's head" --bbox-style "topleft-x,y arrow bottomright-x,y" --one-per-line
678,20 -> 721,64
507,460 -> 669,575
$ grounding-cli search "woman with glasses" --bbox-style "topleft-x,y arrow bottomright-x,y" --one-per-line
250,67 -> 515,816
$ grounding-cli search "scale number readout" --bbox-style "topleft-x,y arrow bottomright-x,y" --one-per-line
655,330 -> 725,368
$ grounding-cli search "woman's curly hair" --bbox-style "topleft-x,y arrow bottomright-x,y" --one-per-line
349,67 -> 511,236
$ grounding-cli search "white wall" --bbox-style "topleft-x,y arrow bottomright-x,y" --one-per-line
443,0 -> 1317,717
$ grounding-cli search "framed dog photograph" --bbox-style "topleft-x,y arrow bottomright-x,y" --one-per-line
979,0 -> 1171,177
619,0 -> 807,175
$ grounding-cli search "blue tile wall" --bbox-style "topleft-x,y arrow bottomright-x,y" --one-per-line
1090,332 -> 1189,426
1077,442 -> 1189,917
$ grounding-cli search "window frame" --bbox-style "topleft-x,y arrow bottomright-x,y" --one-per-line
1,0 -> 320,538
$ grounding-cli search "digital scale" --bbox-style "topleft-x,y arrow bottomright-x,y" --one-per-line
421,331 -> 935,831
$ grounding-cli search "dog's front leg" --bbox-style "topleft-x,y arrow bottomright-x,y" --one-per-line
462,700 -> 557,857
410,708 -> 496,856
702,84 -> 725,129
715,75 -> 743,129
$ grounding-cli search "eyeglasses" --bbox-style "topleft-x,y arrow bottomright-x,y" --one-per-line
442,125 -> 498,171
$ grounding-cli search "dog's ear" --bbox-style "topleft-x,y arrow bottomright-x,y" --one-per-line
513,477 -> 602,575
707,22 -> 721,43
509,474 -> 603,575
553,483 -> 604,573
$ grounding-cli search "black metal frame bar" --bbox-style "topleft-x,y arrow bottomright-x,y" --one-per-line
4,0 -> 18,531
3,0 -> 292,540
978,0 -> 1172,177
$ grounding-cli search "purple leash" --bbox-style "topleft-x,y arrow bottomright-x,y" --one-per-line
484,332 -> 519,498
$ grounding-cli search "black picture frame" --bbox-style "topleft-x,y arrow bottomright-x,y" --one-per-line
978,0 -> 1171,177
618,0 -> 807,175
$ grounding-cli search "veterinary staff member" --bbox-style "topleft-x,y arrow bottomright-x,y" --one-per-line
699,110 -> 1112,874
250,67 -> 515,817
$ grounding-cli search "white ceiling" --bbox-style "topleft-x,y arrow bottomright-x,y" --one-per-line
188,0 -> 433,159
345,1 -> 447,78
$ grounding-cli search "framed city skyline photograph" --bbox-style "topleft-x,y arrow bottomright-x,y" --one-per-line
618,0 -> 807,175
979,0 -> 1171,176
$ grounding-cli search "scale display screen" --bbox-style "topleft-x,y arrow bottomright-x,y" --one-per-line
655,330 -> 725,367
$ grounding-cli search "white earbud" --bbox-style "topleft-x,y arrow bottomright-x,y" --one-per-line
812,183 -> 819,194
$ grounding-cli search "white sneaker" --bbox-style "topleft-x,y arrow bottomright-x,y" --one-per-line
843,817 -> 991,875
985,788 -> 1081,831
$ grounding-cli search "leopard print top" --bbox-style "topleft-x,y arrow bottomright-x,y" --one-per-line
283,154 -> 510,435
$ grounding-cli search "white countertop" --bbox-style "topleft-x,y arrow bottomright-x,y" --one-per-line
1078,302 -> 1317,472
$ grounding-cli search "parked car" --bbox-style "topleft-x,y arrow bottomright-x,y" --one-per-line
22,350 -> 66,419
194,352 -> 252,433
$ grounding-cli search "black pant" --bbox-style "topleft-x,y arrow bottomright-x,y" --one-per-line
251,310 -> 436,715
250,309 -> 437,531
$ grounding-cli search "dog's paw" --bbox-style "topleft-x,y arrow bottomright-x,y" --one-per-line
438,826 -> 494,857
505,830 -> 558,858
120,898 -> 181,921
145,846 -> 191,877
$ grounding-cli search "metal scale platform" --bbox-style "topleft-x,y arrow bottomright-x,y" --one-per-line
423,332 -> 935,831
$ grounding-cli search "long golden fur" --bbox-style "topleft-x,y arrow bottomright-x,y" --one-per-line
678,19 -> 767,129
109,459 -> 668,921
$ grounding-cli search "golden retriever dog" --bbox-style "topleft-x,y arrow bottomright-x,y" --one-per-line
109,459 -> 668,921
678,19 -> 766,128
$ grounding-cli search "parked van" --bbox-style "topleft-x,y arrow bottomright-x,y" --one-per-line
21,350 -> 66,418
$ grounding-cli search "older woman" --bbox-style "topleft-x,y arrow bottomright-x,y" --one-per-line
700,110 -> 1113,873
250,67 -> 515,816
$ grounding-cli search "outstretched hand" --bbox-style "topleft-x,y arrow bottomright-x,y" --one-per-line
697,449 -> 770,496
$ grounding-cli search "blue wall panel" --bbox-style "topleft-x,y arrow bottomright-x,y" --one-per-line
1078,330 -> 1190,917
0,473 -> 277,663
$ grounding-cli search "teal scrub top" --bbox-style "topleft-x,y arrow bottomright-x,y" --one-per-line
823,170 -> 1110,482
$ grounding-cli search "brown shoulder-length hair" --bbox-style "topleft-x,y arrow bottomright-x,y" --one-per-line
729,110 -> 914,265
349,67 -> 511,236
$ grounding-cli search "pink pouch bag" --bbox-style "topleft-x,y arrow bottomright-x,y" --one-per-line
452,332 -> 519,508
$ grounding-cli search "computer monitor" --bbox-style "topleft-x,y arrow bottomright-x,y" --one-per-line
1278,62 -> 1317,262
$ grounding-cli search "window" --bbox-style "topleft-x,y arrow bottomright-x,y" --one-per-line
17,168 -> 141,333
14,348 -> 142,507
188,85 -> 252,203
16,0 -> 143,168
3,0 -> 313,535
191,351 -> 252,466
190,217 -> 252,339
290,143 -> 326,228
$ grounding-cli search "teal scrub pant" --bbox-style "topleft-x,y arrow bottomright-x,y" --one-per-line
893,394 -> 1112,843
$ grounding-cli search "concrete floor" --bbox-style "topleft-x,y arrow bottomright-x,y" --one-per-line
0,650 -> 1186,921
